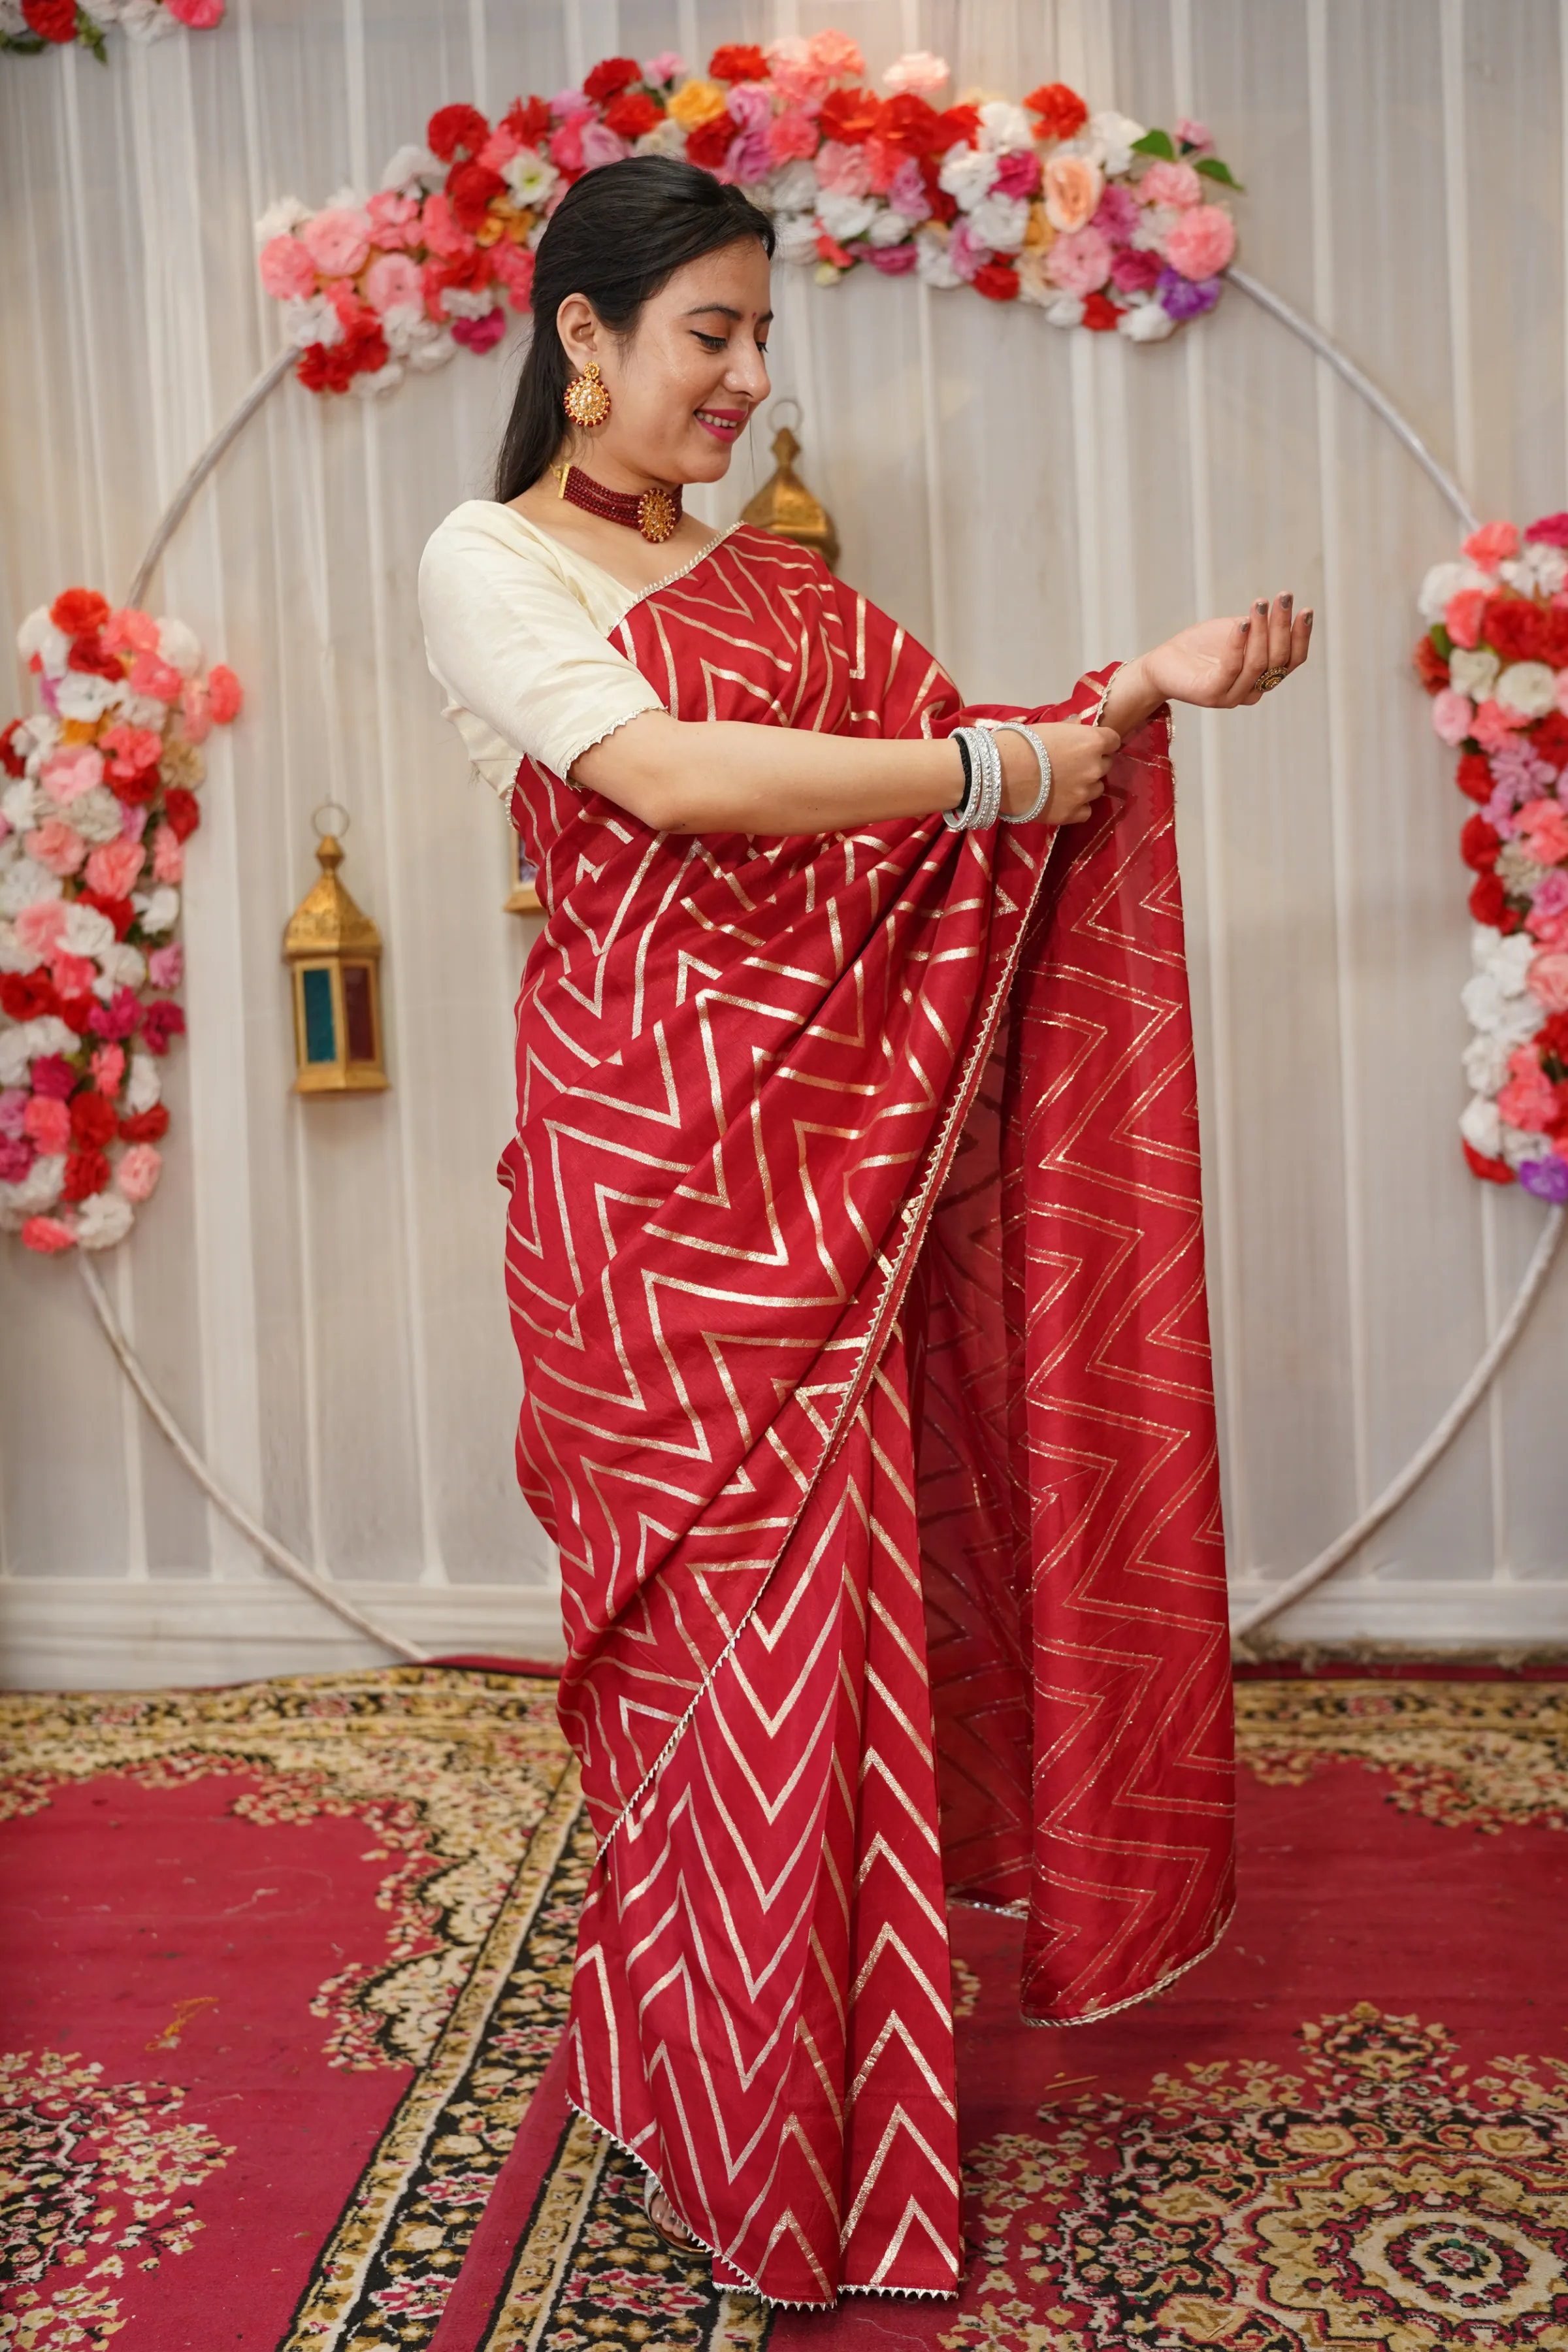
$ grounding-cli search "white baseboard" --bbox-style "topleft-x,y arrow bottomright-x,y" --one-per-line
1231,1578 -> 1568,1648
0,1576 -> 566,1692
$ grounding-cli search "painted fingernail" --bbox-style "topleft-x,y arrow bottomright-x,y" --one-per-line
1281,593 -> 1293,608
1303,609 -> 1315,625
1254,598 -> 1267,613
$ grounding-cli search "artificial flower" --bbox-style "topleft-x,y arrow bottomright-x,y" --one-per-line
668,78 -> 728,130
1463,521 -> 1520,567
882,52 -> 948,98
1431,689 -> 1475,747
1024,82 -> 1088,140
1164,203 -> 1236,280
1043,153 -> 1103,233
1448,647 -> 1499,702
116,1143 -> 163,1201
1045,225 -> 1113,297
1139,159 -> 1203,208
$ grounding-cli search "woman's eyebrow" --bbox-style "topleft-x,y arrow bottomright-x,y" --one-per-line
682,302 -> 775,324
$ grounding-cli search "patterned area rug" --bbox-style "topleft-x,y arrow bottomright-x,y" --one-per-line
2,1671 -> 1565,2351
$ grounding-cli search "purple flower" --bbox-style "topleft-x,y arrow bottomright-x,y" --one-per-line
451,308 -> 507,353
1489,740 -> 1554,797
1093,184 -> 1139,240
1519,1154 -> 1568,1203
1156,267 -> 1222,321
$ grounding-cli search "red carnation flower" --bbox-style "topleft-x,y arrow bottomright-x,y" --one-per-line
141,1001 -> 186,1056
1455,751 -> 1492,803
602,90 -> 661,140
22,0 -> 76,42
108,762 -> 159,808
818,87 -> 883,146
447,159 -> 506,231
683,116 -> 736,171
162,787 -> 201,842
1413,634 -> 1450,694
502,95 -> 551,144
932,103 -> 981,151
119,1104 -> 171,1145
1482,595 -> 1568,668
62,1149 -> 110,1203
1024,82 -> 1089,140
1,720 -> 26,779
1463,1139 -> 1515,1184
583,54 -> 642,101
56,993 -> 96,1037
1467,872 -> 1508,926
67,634 -> 125,682
1530,710 -> 1568,770
918,156 -> 958,223
973,261 -> 1021,303
0,970 -> 60,1022
427,103 -> 490,161
875,93 -> 944,157
49,587 -> 110,635
708,43 -> 768,82
1081,291 -> 1120,330
69,1090 -> 119,1151
1460,814 -> 1501,872
1539,1011 -> 1568,1070
297,314 -> 389,395
78,890 -> 133,940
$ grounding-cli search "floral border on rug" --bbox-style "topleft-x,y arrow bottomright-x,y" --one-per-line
1414,515 -> 1568,1200
0,0 -> 221,62
257,34 -> 1243,398
0,589 -> 242,1256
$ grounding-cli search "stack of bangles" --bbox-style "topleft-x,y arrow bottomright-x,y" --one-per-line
943,721 -> 1053,830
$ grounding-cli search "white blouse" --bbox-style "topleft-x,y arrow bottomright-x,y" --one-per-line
417,499 -> 671,804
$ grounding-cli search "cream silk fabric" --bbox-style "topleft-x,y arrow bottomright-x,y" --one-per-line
419,502 -> 665,800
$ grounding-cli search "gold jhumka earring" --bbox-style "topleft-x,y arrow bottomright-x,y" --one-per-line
562,361 -> 611,429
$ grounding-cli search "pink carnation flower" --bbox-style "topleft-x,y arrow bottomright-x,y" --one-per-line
1445,588 -> 1487,648
451,308 -> 508,353
117,1144 -> 163,1203
764,39 -> 832,106
1526,512 -> 1568,549
30,1057 -> 74,1101
14,901 -> 67,958
167,0 -> 224,24
299,206 -> 372,279
1463,520 -> 1520,567
580,122 -> 630,169
1516,796 -> 1568,866
152,825 -> 184,885
367,189 -> 422,250
725,129 -> 774,185
51,952 -> 95,998
129,650 -> 183,702
147,944 -> 183,990
489,244 -> 536,310
479,125 -> 522,171
549,119 -> 587,174
815,139 -> 872,197
420,192 -> 474,260
1498,1046 -> 1556,1132
21,1217 -> 76,1256
206,665 -> 243,724
992,149 -> 1041,201
103,608 -> 159,655
1139,159 -> 1203,208
808,29 -> 864,76
0,1137 -> 33,1183
727,82 -> 772,133
1176,118 -> 1213,154
1473,698 -> 1526,753
1528,949 -> 1568,1010
883,50 -> 949,98
180,679 -> 212,743
24,1095 -> 71,1154
864,242 -> 918,275
1094,183 -> 1139,240
86,839 -> 146,900
643,53 -> 683,86
1430,688 -> 1474,746
25,819 -> 87,878
41,744 -> 105,802
1045,224 -> 1114,297
0,1090 -> 29,1139
947,219 -> 990,282
364,252 -> 424,313
90,1045 -> 125,1094
768,110 -> 820,165
259,235 -> 319,301
1164,203 -> 1235,280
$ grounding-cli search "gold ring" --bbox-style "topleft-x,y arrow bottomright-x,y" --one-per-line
1257,664 -> 1289,692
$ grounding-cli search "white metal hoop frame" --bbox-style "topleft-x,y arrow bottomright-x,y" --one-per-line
85,273 -> 1561,1659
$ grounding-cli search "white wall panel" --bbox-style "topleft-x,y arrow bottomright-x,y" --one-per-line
1,0 -> 1565,1684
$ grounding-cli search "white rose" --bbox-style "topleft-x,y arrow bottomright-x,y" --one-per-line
0,1155 -> 65,1225
1417,558 -> 1488,624
0,858 -> 63,919
66,790 -> 123,849
1448,647 -> 1499,701
867,206 -> 915,248
938,142 -> 999,211
501,148 -> 559,206
1460,970 -> 1543,1045
1495,661 -> 1557,719
915,229 -> 963,289
1462,1032 -> 1512,1096
1472,924 -> 1536,991
125,1053 -> 163,1115
255,195 -> 312,242
1086,110 -> 1145,176
1118,298 -> 1175,342
1501,543 -> 1568,598
976,100 -> 1034,153
1459,1096 -> 1501,1159
134,887 -> 180,938
772,214 -> 819,267
764,161 -> 819,216
76,1190 -> 135,1250
378,144 -> 442,195
62,901 -> 116,958
966,192 -> 1030,253
157,617 -> 202,676
54,672 -> 120,725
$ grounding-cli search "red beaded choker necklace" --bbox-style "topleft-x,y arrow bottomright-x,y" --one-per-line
552,462 -> 682,546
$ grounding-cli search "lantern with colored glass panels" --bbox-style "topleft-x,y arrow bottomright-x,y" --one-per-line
282,806 -> 389,1095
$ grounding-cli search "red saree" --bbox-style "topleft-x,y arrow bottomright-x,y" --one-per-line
500,525 -> 1233,2305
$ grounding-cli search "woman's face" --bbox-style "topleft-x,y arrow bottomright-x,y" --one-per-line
557,240 -> 773,487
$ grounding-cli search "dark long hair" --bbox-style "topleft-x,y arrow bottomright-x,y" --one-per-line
494,157 -> 776,502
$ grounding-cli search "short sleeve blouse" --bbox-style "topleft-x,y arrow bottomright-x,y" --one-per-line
418,499 -> 668,804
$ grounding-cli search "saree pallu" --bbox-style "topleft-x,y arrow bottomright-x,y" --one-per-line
500,527 -> 1233,2304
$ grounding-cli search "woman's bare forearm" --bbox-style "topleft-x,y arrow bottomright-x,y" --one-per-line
573,711 -> 968,834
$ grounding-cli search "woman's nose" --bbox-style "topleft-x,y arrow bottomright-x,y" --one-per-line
728,342 -> 771,402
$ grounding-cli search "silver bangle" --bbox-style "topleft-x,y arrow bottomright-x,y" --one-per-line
985,721 -> 1053,824
943,725 -> 1003,830
973,725 -> 1003,829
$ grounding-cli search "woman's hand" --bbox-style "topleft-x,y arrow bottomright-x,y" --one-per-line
998,721 -> 1122,825
1101,593 -> 1313,737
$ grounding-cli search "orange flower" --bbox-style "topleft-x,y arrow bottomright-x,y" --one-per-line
1043,152 -> 1103,233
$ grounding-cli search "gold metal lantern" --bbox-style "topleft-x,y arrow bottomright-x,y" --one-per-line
282,805 -> 389,1095
741,400 -> 840,572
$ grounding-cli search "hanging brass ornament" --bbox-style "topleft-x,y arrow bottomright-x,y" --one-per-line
741,400 -> 840,572
282,804 -> 389,1094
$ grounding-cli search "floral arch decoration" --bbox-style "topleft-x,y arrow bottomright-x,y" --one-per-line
0,0 -> 222,62
255,33 -> 1244,399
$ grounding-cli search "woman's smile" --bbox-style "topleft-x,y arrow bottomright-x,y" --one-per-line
695,406 -> 745,440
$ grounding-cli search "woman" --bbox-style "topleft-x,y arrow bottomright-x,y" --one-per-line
419,155 -> 1309,2306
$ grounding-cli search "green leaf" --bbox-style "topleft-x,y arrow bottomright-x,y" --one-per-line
1431,624 -> 1454,659
77,9 -> 108,59
1196,155 -> 1243,189
1130,127 -> 1177,159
